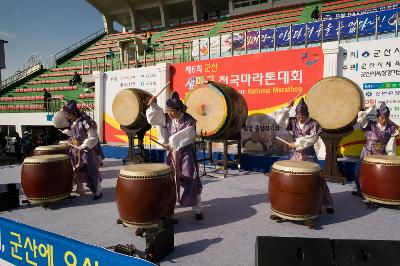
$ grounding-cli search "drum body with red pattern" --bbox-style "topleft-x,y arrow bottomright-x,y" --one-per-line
269,160 -> 324,220
21,154 -> 73,203
360,155 -> 400,205
116,163 -> 176,228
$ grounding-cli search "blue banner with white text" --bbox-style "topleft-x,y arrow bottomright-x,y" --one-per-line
0,217 -> 154,266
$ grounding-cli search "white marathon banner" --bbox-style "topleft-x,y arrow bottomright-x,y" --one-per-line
99,63 -> 170,143
339,38 -> 400,123
337,38 -> 400,156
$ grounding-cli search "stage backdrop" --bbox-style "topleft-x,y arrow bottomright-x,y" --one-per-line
338,38 -> 400,157
171,47 -> 324,154
101,63 -> 170,144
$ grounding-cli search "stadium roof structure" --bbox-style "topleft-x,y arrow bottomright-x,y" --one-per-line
87,0 -> 229,32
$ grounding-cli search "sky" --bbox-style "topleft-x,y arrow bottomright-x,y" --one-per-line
0,0 -> 108,79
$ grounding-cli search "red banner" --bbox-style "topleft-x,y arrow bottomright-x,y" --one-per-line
171,47 -> 324,112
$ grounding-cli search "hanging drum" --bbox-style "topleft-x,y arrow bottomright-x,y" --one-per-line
21,154 -> 73,204
360,155 -> 400,205
112,88 -> 152,129
116,163 -> 176,228
269,160 -> 324,221
185,81 -> 248,140
33,144 -> 69,156
306,76 -> 363,131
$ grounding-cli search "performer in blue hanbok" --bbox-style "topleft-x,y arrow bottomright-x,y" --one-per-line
352,102 -> 399,196
146,92 -> 203,220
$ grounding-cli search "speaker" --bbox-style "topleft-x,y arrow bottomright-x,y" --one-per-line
255,236 -> 334,266
145,221 -> 174,261
0,183 -> 20,212
333,239 -> 400,266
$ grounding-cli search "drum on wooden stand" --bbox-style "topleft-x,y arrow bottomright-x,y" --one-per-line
21,154 -> 73,204
360,155 -> 400,205
116,163 -> 176,228
269,160 -> 324,227
33,144 -> 69,156
185,81 -> 248,140
306,76 -> 364,182
306,76 -> 363,131
112,88 -> 153,129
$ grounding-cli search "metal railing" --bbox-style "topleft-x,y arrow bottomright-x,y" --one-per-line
77,10 -> 399,71
0,53 -> 42,90
54,29 -> 106,61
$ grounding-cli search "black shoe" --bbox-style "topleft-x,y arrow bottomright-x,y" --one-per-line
326,207 -> 334,214
93,193 -> 102,200
171,218 -> 178,224
351,191 -> 358,195
195,213 -> 203,220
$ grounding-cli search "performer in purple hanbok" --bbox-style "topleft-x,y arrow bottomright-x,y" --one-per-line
146,92 -> 203,220
274,98 -> 334,213
61,100 -> 102,200
352,102 -> 399,196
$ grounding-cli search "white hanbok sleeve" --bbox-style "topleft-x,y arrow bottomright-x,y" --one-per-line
357,107 -> 374,129
79,121 -> 99,150
385,129 -> 399,155
295,134 -> 319,151
146,103 -> 169,144
61,129 -> 72,136
146,103 -> 166,127
168,126 -> 196,151
271,107 -> 291,129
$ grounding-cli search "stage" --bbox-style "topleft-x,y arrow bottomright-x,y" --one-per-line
1,157 -> 399,265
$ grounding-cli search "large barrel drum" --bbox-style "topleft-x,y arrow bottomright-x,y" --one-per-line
360,155 -> 400,205
21,154 -> 73,204
269,160 -> 324,220
116,163 -> 176,228
112,88 -> 152,129
33,144 -> 69,156
306,76 -> 363,131
185,81 -> 248,140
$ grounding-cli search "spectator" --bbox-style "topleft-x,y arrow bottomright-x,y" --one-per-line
215,6 -> 220,19
106,48 -> 114,60
311,6 -> 320,20
203,11 -> 209,21
69,71 -> 81,86
43,89 -> 52,112
13,132 -> 22,163
38,128 -> 49,146
0,131 -> 6,155
145,31 -> 152,48
21,131 -> 33,158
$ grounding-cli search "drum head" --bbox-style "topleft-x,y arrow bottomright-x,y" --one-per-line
23,154 -> 69,164
272,160 -> 321,173
185,84 -> 228,136
363,155 -> 400,165
120,163 -> 172,177
306,77 -> 363,131
35,144 -> 67,151
58,140 -> 69,145
112,89 -> 140,127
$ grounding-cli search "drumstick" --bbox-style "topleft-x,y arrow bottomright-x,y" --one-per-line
154,81 -> 171,98
275,136 -> 291,146
68,143 -> 88,152
149,137 -> 165,147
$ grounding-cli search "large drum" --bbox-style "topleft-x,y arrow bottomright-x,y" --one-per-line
360,155 -> 400,205
33,144 -> 69,156
21,154 -> 73,204
116,163 -> 176,228
306,76 -> 363,131
112,88 -> 152,129
185,81 -> 248,140
269,160 -> 324,220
